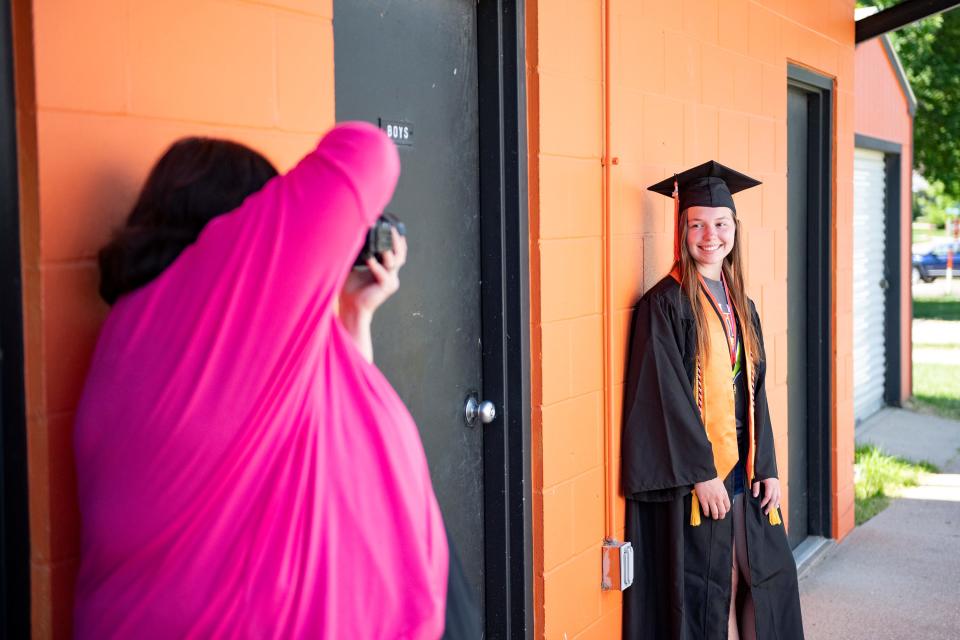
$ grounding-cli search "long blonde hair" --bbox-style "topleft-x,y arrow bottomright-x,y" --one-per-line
676,209 -> 761,367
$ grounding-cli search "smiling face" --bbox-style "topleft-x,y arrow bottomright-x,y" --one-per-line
684,205 -> 736,279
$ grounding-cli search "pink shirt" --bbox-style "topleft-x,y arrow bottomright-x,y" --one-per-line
74,123 -> 448,639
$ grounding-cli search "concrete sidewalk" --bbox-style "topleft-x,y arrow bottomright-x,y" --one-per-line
799,408 -> 960,640
854,407 -> 960,472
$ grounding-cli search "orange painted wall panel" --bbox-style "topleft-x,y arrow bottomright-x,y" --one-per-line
528,1 -> 857,636
18,1 -> 335,635
853,38 -> 914,403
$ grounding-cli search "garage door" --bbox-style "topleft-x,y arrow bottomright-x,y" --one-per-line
853,148 -> 888,423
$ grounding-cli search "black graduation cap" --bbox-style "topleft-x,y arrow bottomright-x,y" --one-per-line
648,160 -> 761,261
647,160 -> 761,213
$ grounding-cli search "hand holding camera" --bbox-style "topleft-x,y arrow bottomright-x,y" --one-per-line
343,224 -> 406,310
354,213 -> 406,268
340,216 -> 407,361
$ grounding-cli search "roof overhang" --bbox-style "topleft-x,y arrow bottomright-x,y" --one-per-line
856,0 -> 960,43
879,35 -> 918,116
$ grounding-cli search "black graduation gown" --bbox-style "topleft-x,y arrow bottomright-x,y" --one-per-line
621,276 -> 803,640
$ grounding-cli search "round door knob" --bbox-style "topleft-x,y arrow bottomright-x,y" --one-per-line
477,400 -> 496,424
464,395 -> 497,427
879,278 -> 890,290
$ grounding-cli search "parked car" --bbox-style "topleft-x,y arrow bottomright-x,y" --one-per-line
913,241 -> 960,282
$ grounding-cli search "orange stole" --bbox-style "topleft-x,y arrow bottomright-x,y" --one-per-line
695,284 -> 740,486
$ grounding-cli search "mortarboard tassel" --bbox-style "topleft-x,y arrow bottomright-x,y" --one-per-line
672,175 -> 681,262
768,506 -> 782,526
690,489 -> 702,527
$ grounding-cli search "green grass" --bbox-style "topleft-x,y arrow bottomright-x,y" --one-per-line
913,296 -> 960,321
911,362 -> 960,421
854,445 -> 937,525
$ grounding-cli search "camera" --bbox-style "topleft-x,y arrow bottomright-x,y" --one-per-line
353,213 -> 406,268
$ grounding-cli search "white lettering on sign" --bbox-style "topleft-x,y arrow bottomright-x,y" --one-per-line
378,119 -> 414,146
386,125 -> 410,140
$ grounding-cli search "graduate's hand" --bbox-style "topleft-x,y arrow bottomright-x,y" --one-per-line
752,477 -> 781,515
694,478 -> 730,520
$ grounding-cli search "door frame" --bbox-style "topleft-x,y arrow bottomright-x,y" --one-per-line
477,2 -> 533,636
0,0 -> 31,635
854,133 -> 903,409
787,64 -> 833,541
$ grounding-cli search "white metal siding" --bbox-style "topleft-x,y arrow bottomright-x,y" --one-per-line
853,148 -> 888,422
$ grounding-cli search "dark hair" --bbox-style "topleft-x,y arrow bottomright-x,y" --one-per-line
98,137 -> 278,304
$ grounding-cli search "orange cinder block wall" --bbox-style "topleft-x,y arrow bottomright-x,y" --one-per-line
15,0 -> 334,636
854,37 -> 914,404
527,1 -> 857,637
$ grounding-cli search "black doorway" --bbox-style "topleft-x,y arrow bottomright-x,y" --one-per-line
0,0 -> 30,636
786,65 -> 833,550
334,2 -> 532,636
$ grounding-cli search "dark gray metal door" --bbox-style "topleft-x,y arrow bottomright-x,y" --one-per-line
786,69 -> 834,549
334,0 -> 485,617
787,86 -> 810,550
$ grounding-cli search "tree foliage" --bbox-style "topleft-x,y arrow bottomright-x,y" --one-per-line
858,3 -> 960,202
912,179 -> 952,226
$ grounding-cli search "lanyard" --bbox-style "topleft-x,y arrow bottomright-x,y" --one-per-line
699,273 -> 739,368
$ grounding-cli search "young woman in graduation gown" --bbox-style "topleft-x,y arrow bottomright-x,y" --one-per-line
621,161 -> 804,639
